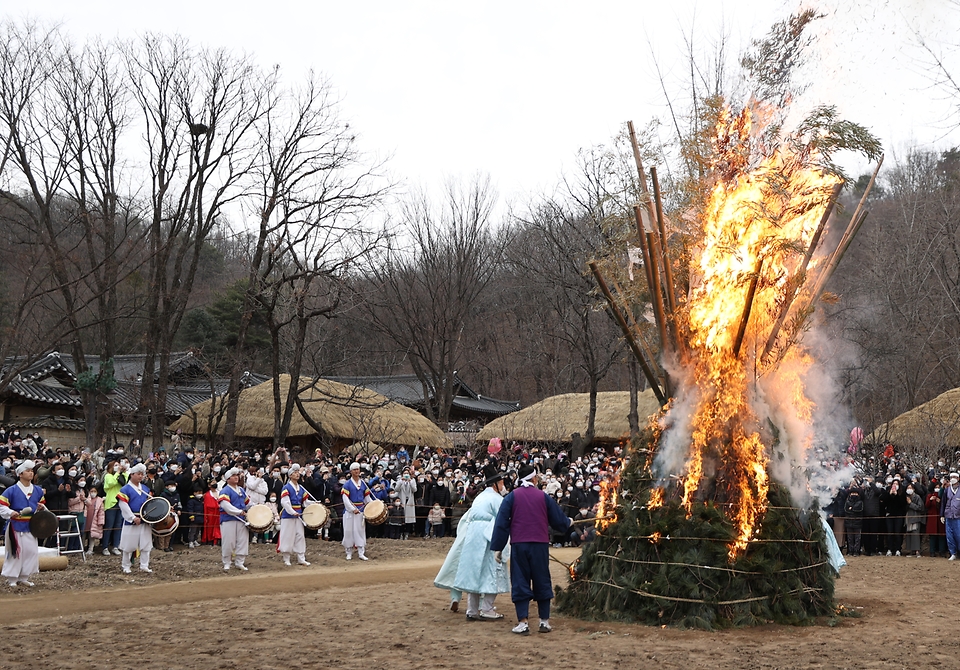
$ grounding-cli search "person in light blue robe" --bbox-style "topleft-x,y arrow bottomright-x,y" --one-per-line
434,465 -> 510,620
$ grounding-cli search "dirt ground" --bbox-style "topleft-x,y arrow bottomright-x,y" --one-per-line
0,536 -> 958,670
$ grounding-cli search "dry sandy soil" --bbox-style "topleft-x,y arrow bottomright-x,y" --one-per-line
0,536 -> 958,670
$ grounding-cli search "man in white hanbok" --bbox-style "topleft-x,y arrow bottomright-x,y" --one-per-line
341,462 -> 372,560
0,460 -> 46,587
434,465 -> 510,621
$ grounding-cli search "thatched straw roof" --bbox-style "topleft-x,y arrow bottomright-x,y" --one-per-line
475,390 -> 660,444
169,375 -> 451,450
867,387 -> 960,449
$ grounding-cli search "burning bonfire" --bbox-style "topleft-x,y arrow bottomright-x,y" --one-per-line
556,96 -> 881,628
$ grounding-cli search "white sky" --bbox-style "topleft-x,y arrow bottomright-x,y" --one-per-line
11,0 -> 960,209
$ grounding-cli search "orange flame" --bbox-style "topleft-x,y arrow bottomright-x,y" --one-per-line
674,104 -> 838,558
595,474 -> 620,531
648,487 -> 664,509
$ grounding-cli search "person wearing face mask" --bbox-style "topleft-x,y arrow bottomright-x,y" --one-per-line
926,483 -> 947,557
903,484 -> 924,557
396,468 -> 418,541
202,482 -> 222,547
155,479 -> 183,553
427,471 -> 452,538
882,479 -> 906,556
83,479 -> 104,557
66,470 -> 88,553
939,472 -> 960,560
184,487 -> 205,549
435,464 -> 510,620
861,476 -> 883,556
41,461 -> 77,549
99,460 -> 126,555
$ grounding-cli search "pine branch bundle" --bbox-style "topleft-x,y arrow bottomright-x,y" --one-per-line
555,435 -> 836,630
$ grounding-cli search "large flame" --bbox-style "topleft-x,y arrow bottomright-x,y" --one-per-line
675,105 -> 840,559
595,473 -> 620,531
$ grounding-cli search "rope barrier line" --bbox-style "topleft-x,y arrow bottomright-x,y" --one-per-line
620,534 -> 820,544
572,578 -> 827,605
592,552 -> 829,575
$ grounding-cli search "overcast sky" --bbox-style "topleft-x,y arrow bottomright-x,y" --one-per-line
13,0 -> 960,210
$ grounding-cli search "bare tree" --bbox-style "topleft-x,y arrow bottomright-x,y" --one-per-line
123,34 -> 269,450
367,177 -> 506,428
220,71 -> 388,450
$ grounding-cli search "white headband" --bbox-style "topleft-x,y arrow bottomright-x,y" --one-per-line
16,460 -> 35,476
128,463 -> 147,475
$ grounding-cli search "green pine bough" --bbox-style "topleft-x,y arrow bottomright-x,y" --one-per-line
555,436 -> 836,630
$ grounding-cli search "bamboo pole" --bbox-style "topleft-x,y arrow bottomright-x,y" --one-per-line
610,275 -> 663,380
632,205 -> 656,294
627,121 -> 661,248
733,258 -> 763,358
589,262 -> 667,405
646,234 -> 674,398
809,156 -> 883,300
761,183 -> 841,362
650,167 -> 678,317
768,157 -> 883,368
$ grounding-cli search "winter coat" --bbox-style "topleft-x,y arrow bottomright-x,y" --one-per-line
396,478 -> 417,524
926,492 -> 946,535
844,487 -> 865,529
904,492 -> 924,531
42,473 -> 77,513
863,485 -> 881,518
84,494 -> 105,539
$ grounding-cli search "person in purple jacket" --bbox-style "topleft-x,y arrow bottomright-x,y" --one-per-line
491,464 -> 572,635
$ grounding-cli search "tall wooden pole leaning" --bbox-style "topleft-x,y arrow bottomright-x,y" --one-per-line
650,167 -> 678,318
646,233 -> 674,398
589,262 -> 667,405
761,182 -> 841,363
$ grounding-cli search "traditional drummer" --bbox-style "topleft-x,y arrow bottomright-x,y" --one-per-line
117,463 -> 154,574
0,460 -> 47,587
341,462 -> 372,561
279,463 -> 313,567
219,467 -> 251,571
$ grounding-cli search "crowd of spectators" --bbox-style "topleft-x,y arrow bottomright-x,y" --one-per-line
0,427 -> 619,555
825,447 -> 958,558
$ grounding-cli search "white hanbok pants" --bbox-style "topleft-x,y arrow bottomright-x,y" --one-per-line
119,523 -> 153,570
341,509 -> 366,552
221,520 -> 248,567
279,518 -> 305,556
2,531 -> 39,584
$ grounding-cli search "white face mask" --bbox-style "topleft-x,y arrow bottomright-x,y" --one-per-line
167,487 -> 177,493
213,467 -> 221,473
68,469 -> 77,477
2,461 -> 10,468
78,480 -> 86,487
281,468 -> 288,475
54,469 -> 65,477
